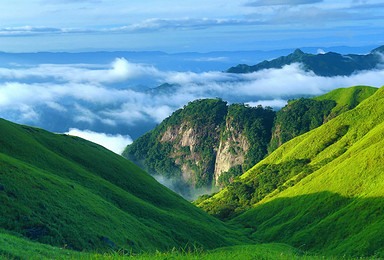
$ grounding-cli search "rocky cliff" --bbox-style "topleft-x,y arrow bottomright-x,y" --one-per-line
122,99 -> 275,198
214,117 -> 249,185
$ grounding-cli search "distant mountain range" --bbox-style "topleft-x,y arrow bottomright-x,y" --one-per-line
227,45 -> 384,76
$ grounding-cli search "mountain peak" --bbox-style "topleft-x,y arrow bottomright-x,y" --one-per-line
293,48 -> 304,55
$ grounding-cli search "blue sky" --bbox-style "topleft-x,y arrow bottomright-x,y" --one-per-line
0,0 -> 383,52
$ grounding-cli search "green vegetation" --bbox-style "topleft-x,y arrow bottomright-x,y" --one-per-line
217,165 -> 243,187
0,232 -> 86,259
269,98 -> 336,152
198,85 -> 384,257
0,232 -> 343,260
313,85 -> 378,114
123,98 -> 228,185
123,99 -> 275,193
268,85 -> 377,153
226,104 -> 275,172
124,86 -> 377,199
226,47 -> 384,76
0,118 -> 245,253
197,159 -> 314,220
2,85 -> 384,258
127,86 -> 375,198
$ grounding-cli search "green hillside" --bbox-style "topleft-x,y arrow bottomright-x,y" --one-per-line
0,118 -> 244,252
226,46 -> 384,76
198,85 -> 384,257
313,85 -> 378,114
268,85 -> 377,152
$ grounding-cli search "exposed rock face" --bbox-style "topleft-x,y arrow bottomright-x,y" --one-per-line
160,120 -> 222,187
159,117 -> 251,187
214,118 -> 249,185
123,99 -> 275,195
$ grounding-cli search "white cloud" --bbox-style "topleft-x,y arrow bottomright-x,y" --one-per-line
1,59 -> 384,136
46,101 -> 67,112
0,58 -> 160,83
317,48 -> 326,54
246,99 -> 287,108
18,105 -> 40,122
113,18 -> 262,33
0,18 -> 262,37
65,128 -> 132,154
73,104 -> 117,126
0,26 -> 90,36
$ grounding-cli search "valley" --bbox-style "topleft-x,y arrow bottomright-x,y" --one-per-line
2,83 -> 384,259
1,46 -> 384,259
3,0 -> 384,258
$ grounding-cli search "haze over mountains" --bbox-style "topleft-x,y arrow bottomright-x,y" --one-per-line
0,46 -> 384,153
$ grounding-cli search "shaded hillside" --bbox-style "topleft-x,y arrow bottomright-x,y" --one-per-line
226,46 -> 384,76
123,99 -> 275,198
0,118 -> 244,252
197,85 -> 384,257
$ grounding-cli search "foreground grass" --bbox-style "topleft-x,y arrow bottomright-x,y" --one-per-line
106,244 -> 334,260
0,232 -> 367,260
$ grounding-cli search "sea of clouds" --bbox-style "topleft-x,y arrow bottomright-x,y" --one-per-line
0,56 -> 384,153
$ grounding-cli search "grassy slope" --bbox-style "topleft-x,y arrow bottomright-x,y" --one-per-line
0,232 -> 86,259
1,232 -> 338,260
313,85 -> 378,114
0,118 -> 244,252
230,85 -> 384,257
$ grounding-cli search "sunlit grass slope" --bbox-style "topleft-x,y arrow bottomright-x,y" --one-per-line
229,85 -> 384,257
0,118 -> 243,253
313,85 -> 378,114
